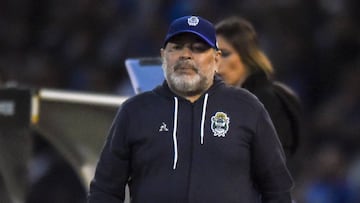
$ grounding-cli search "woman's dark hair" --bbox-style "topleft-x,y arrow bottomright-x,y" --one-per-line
215,16 -> 274,78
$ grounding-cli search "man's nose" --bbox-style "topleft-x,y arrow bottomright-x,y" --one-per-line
179,46 -> 192,60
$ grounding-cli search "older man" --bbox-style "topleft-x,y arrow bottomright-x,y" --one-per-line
88,15 -> 293,203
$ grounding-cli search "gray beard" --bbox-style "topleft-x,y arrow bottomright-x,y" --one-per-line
163,62 -> 208,97
167,73 -> 207,97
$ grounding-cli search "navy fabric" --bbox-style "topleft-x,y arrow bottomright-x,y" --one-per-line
163,16 -> 218,49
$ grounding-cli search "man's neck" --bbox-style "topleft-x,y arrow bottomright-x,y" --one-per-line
185,95 -> 202,103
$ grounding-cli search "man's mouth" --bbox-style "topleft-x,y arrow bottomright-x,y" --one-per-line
174,62 -> 198,74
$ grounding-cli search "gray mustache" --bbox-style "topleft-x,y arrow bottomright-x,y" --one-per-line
174,61 -> 198,72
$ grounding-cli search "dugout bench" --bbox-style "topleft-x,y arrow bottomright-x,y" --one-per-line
0,87 -> 128,203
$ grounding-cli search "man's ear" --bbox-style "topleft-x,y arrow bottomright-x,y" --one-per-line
160,48 -> 165,58
214,49 -> 222,71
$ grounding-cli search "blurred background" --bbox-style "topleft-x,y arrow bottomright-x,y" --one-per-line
0,0 -> 359,202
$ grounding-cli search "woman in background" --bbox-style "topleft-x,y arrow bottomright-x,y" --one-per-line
215,16 -> 302,159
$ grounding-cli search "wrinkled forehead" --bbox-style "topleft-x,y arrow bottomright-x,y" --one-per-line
166,33 -> 209,46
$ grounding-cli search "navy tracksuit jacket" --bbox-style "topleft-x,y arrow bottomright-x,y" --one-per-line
88,77 -> 293,203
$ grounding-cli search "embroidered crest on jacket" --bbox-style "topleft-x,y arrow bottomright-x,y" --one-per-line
211,112 -> 230,137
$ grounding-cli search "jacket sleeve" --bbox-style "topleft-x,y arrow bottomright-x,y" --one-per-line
251,107 -> 294,203
88,107 -> 131,203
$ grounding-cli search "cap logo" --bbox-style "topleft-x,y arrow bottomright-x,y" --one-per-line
187,16 -> 199,26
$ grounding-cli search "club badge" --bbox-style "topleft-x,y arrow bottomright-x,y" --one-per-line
188,16 -> 199,26
211,112 -> 230,137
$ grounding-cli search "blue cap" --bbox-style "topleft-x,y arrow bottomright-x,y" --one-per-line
163,16 -> 218,49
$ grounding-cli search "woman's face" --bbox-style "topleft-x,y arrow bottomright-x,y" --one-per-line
217,35 -> 248,86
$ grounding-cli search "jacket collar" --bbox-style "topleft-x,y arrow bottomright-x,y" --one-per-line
242,71 -> 271,90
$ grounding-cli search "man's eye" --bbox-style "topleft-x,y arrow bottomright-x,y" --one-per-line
191,44 -> 210,53
172,45 -> 182,50
220,50 -> 232,58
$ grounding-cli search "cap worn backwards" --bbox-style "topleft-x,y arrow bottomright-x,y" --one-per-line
163,16 -> 218,49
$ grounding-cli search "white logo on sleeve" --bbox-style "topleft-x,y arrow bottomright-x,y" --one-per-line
211,112 -> 230,137
159,122 -> 169,132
